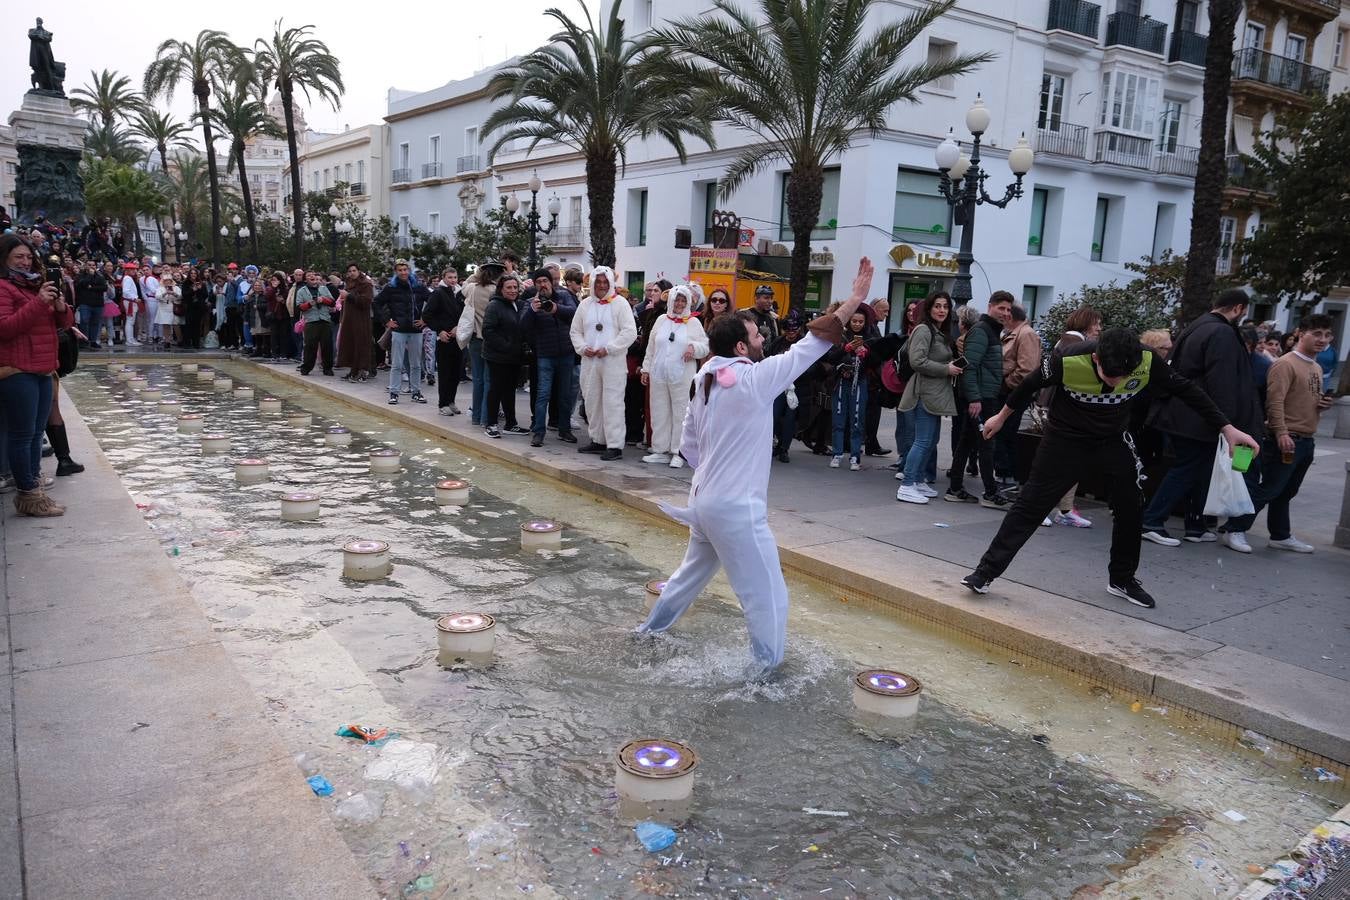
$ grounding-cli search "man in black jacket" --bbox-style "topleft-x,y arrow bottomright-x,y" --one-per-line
374,260 -> 432,404
73,260 -> 107,349
521,268 -> 579,446
1141,290 -> 1263,546
424,268 -> 466,415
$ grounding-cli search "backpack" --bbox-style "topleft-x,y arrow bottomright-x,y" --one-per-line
892,335 -> 914,382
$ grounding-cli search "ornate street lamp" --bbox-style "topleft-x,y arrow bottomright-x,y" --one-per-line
935,94 -> 1035,305
502,170 -> 560,270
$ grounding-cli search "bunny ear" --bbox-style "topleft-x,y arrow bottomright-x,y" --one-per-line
716,367 -> 739,388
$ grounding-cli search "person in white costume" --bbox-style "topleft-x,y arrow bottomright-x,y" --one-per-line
640,285 -> 708,469
638,258 -> 875,672
569,266 -> 637,461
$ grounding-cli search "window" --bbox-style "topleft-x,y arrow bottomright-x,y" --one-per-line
463,127 -> 477,155
1038,73 -> 1066,131
570,196 -> 583,225
428,212 -> 440,235
1152,203 -> 1176,260
323,168 -> 330,188
1174,0 -> 1198,33
633,0 -> 654,30
1218,216 -> 1236,269
357,160 -> 365,184
926,39 -> 957,92
1243,23 -> 1265,50
268,199 -> 276,213
701,181 -> 718,243
780,167 -> 841,241
397,215 -> 411,248
398,142 -> 410,169
1159,100 -> 1183,152
1027,188 -> 1048,255
892,168 -> 953,246
1021,285 -> 1044,322
626,271 -> 645,296
1091,197 -> 1110,262
1099,71 -> 1160,135
1335,29 -> 1347,69
344,163 -> 352,183
627,188 -> 648,247
429,135 -> 440,163
1117,0 -> 1141,14
1284,34 -> 1306,62
312,172 -> 319,191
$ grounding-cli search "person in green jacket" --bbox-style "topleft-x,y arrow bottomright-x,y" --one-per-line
948,293 -> 1007,507
896,291 -> 963,505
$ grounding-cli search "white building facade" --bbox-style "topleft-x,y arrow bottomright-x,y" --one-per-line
285,123 -> 390,221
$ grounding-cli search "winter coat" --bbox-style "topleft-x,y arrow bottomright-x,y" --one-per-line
959,315 -> 1004,402
0,275 -> 74,374
294,284 -> 336,324
423,284 -> 465,335
462,273 -> 496,340
521,289 -> 578,358
74,271 -> 107,307
899,322 -> 957,416
1147,312 -> 1264,441
481,293 -> 524,364
1001,320 -> 1042,392
374,276 -> 431,333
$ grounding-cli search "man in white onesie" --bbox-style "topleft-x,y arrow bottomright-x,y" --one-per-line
569,266 -> 637,461
638,258 -> 875,672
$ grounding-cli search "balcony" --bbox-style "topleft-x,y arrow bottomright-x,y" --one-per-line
349,182 -> 367,197
456,154 -> 482,174
1232,47 -> 1330,99
1269,0 -> 1342,24
1153,144 -> 1199,178
1104,12 -> 1166,56
1168,29 -> 1207,67
1093,130 -> 1152,169
1035,123 -> 1088,159
547,224 -> 585,250
422,162 -> 443,180
1046,0 -> 1100,38
391,168 -> 411,184
1225,154 -> 1273,194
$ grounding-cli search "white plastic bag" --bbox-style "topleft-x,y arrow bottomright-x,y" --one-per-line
1203,436 -> 1255,518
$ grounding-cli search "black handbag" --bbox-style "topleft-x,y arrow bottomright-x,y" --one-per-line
57,328 -> 79,377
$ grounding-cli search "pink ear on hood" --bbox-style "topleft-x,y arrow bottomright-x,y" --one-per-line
716,367 -> 739,388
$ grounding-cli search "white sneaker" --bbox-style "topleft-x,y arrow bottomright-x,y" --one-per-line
642,452 -> 671,464
894,469 -> 905,480
916,483 -> 938,497
668,455 -> 684,469
829,455 -> 842,469
1268,536 -> 1314,553
849,457 -> 861,471
438,406 -> 454,416
896,484 -> 929,504
1221,531 -> 1252,554
1041,516 -> 1053,527
1056,509 -> 1093,528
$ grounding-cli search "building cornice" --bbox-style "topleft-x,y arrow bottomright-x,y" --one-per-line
385,85 -> 494,123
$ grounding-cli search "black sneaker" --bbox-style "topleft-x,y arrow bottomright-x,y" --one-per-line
578,442 -> 605,454
411,392 -> 427,404
557,431 -> 578,444
388,393 -> 399,405
944,488 -> 976,503
530,434 -> 543,447
485,425 -> 501,438
1140,528 -> 1181,547
979,493 -> 1011,510
503,425 -> 530,435
55,458 -> 85,476
776,451 -> 790,463
865,447 -> 891,457
600,448 -> 622,461
1107,579 -> 1156,609
961,572 -> 990,595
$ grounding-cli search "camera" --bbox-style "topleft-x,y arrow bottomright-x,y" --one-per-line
539,298 -> 555,313
45,254 -> 63,288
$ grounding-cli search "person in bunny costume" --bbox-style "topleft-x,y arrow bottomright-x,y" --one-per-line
569,266 -> 637,461
638,259 -> 875,672
640,284 -> 709,468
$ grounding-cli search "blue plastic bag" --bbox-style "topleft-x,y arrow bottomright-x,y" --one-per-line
307,775 -> 334,797
634,821 -> 677,853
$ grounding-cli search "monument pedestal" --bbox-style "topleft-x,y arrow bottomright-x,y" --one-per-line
8,91 -> 86,223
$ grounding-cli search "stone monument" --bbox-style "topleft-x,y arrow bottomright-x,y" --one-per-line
8,18 -> 86,223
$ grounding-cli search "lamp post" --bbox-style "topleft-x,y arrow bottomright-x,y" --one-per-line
312,203 -> 352,271
503,171 -> 561,271
218,225 -> 229,266
173,221 -> 186,263
934,94 -> 1035,305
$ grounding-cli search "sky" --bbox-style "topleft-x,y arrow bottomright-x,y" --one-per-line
3,2 -> 562,140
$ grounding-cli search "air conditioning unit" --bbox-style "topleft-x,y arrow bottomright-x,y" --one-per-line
674,227 -> 691,249
769,243 -> 790,257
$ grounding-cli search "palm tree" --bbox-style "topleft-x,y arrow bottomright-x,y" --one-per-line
163,152 -> 213,252
70,69 -> 144,126
83,122 -> 144,166
1180,0 -> 1243,324
209,81 -> 284,259
144,31 -> 245,263
652,0 -> 992,311
483,2 -> 712,268
253,21 -> 345,266
129,108 -> 195,260
84,160 -> 167,256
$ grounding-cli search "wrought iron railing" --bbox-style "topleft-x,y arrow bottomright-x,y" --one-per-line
456,155 -> 482,174
1093,130 -> 1152,169
1153,145 -> 1199,177
1035,123 -> 1088,158
1046,0 -> 1100,38
1232,47 -> 1331,97
1104,12 -> 1167,55
1168,30 -> 1207,65
391,168 -> 411,184
421,162 -> 443,179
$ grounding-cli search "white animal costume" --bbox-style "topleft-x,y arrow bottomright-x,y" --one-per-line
638,313 -> 845,671
641,286 -> 708,464
568,266 -> 637,449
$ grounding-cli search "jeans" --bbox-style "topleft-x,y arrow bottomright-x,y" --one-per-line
895,407 -> 936,483
830,376 -> 867,459
772,392 -> 797,455
0,373 -> 54,491
78,305 -> 104,346
242,316 -> 253,349
901,406 -> 942,486
388,331 -> 423,393
1141,435 -> 1217,534
533,355 -> 576,437
468,337 -> 489,423
1224,434 -> 1315,539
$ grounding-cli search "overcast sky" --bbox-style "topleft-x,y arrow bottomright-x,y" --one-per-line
3,3 -> 561,140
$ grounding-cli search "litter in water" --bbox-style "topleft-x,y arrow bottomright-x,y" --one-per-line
1223,810 -> 1248,823
306,775 -> 333,797
635,822 -> 678,853
336,723 -> 391,745
802,808 -> 850,818
333,791 -> 385,825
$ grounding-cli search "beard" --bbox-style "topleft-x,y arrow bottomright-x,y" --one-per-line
744,343 -> 765,362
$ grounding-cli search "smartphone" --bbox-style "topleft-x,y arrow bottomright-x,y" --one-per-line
952,354 -> 968,369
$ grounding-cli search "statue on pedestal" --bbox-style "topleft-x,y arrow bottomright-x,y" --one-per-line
28,18 -> 66,96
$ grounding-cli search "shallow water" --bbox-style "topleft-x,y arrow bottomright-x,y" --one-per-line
70,363 -> 1345,898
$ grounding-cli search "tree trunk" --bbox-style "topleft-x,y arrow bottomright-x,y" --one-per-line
198,90 -> 224,264
1181,0 -> 1242,325
281,81 -> 305,267
154,216 -> 166,262
159,144 -> 180,262
585,148 -> 618,268
235,141 -> 260,259
785,163 -> 824,316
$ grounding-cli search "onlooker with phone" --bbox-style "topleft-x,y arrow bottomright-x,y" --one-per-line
896,291 -> 962,504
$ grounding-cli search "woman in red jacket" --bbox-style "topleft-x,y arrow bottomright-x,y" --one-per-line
0,235 -> 74,516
